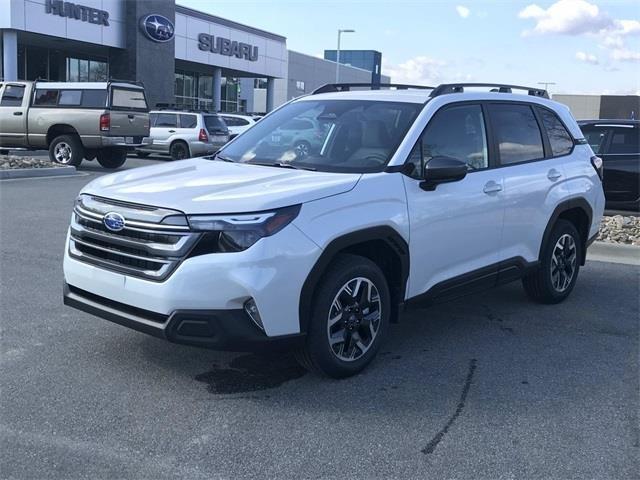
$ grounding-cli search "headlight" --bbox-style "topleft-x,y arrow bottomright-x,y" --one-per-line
187,205 -> 301,251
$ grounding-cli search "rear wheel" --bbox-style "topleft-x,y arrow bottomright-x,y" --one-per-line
295,254 -> 390,378
170,141 -> 190,160
96,148 -> 127,169
49,135 -> 84,166
523,219 -> 582,304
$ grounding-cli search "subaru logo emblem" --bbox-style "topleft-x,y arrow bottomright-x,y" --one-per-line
103,212 -> 126,232
140,14 -> 175,43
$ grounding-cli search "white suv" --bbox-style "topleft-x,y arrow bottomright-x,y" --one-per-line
63,83 -> 605,378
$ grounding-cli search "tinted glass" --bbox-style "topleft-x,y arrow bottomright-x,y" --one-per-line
608,128 -> 639,154
223,116 -> 249,127
282,119 -> 314,130
59,90 -> 82,106
217,100 -> 421,173
111,88 -> 148,111
34,89 -> 59,106
81,90 -> 107,108
581,126 -> 608,154
179,114 -> 197,129
204,115 -> 226,132
410,104 -> 488,174
539,108 -> 573,156
150,113 -> 158,127
1,85 -> 25,106
490,104 -> 544,164
155,113 -> 177,128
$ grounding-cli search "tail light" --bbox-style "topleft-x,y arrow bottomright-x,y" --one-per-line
591,155 -> 603,180
99,113 -> 110,132
198,128 -> 209,142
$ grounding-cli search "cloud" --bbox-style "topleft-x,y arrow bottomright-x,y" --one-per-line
456,5 -> 470,19
382,56 -> 447,85
575,51 -> 599,64
518,0 -> 612,36
610,48 -> 640,62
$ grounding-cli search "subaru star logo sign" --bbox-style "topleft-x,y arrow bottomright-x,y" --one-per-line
103,212 -> 126,232
140,14 -> 175,43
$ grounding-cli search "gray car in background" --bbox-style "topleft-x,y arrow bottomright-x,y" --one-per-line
136,110 -> 230,160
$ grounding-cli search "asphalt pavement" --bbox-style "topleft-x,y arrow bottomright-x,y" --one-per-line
0,166 -> 638,479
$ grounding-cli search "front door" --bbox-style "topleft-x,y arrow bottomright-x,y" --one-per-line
403,103 -> 505,299
0,84 -> 28,147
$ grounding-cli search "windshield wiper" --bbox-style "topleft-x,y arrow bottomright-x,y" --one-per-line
213,153 -> 236,163
251,162 -> 316,171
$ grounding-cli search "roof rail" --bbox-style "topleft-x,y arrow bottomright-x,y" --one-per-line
312,83 -> 435,94
430,83 -> 549,99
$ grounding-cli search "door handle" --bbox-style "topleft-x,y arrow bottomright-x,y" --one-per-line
547,169 -> 562,181
168,130 -> 176,133
483,181 -> 502,194
13,111 -> 23,116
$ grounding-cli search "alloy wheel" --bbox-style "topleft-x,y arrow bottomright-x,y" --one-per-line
551,233 -> 577,293
54,142 -> 72,164
327,277 -> 382,362
294,142 -> 310,158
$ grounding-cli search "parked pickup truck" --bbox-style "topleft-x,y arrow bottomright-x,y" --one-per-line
0,80 -> 151,169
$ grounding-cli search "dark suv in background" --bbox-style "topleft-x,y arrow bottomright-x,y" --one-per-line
579,120 -> 639,211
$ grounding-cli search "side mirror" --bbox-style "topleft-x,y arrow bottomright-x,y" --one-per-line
420,156 -> 468,191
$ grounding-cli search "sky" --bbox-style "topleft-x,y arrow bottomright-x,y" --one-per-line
178,0 -> 640,95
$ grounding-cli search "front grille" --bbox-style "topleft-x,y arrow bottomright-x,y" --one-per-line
69,196 -> 200,281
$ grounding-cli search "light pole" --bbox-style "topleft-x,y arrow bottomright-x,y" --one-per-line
538,81 -> 556,92
336,29 -> 355,83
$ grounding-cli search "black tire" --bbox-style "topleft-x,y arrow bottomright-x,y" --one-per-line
136,151 -> 151,158
96,148 -> 127,169
523,219 -> 582,304
295,254 -> 391,378
293,140 -> 311,158
49,135 -> 84,166
170,141 -> 190,160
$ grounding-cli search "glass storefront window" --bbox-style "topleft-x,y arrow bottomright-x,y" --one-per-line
67,57 -> 107,82
174,69 -> 240,112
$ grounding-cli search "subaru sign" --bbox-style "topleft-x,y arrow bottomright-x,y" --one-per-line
140,14 -> 175,43
198,33 -> 259,62
103,212 -> 126,232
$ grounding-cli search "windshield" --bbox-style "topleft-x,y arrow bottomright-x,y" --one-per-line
216,99 -> 422,173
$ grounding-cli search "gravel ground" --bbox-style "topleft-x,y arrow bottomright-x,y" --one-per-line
597,215 -> 640,245
0,154 -> 57,169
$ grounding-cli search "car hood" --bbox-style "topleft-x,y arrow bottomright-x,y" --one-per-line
80,158 -> 361,214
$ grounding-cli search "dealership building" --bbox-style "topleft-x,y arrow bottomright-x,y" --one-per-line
0,0 -> 388,113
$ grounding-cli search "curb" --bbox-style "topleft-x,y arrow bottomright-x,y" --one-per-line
587,241 -> 640,266
0,166 -> 77,180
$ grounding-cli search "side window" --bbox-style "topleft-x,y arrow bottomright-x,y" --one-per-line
81,90 -> 107,108
539,108 -> 573,157
581,126 -> 608,154
489,104 -> 544,165
34,89 -> 59,106
408,104 -> 488,176
609,128 -> 640,154
149,113 -> 158,127
155,113 -> 177,128
179,114 -> 197,129
59,90 -> 82,106
1,85 -> 26,107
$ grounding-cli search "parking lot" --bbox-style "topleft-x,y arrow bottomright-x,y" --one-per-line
1,168 -> 638,479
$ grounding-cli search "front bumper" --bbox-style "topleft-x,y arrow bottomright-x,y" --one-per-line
63,284 -> 304,351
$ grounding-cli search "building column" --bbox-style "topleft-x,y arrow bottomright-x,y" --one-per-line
2,30 -> 18,81
266,77 -> 275,112
213,67 -> 222,112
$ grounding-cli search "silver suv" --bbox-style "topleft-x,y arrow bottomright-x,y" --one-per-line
136,110 -> 230,160
0,80 -> 151,169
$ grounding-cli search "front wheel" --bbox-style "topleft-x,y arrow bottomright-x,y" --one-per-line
96,148 -> 127,169
295,254 -> 391,378
522,219 -> 582,304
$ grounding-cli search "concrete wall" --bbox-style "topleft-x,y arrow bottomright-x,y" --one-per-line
553,94 -> 640,120
553,95 -> 601,120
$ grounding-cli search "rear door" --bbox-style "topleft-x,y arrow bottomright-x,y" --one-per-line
592,124 -> 639,208
149,113 -> 178,153
108,86 -> 150,141
0,83 -> 29,147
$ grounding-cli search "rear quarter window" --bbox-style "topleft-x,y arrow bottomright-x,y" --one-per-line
80,90 -> 107,108
111,88 -> 148,111
179,114 -> 197,129
538,108 -> 574,157
59,90 -> 82,106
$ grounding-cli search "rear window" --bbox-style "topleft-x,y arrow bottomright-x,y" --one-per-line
609,128 -> 639,154
1,85 -> 25,106
204,115 -> 227,132
59,90 -> 82,106
34,89 -> 59,106
538,108 -> 574,157
489,104 -> 544,165
179,114 -> 197,129
111,88 -> 148,111
222,116 -> 250,127
581,126 -> 608,154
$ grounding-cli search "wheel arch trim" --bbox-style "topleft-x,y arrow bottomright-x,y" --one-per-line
541,197 -> 593,265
